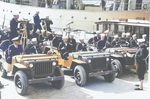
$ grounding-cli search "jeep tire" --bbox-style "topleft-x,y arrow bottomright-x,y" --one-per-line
113,59 -> 122,78
104,60 -> 116,82
14,71 -> 28,96
51,67 -> 64,89
74,65 -> 86,86
0,64 -> 7,78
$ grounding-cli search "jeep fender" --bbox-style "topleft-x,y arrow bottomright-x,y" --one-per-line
12,63 -> 29,74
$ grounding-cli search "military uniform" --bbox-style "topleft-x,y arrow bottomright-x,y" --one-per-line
68,38 -> 76,52
76,43 -> 87,52
7,43 -> 23,64
135,44 -> 148,81
94,36 -> 101,43
130,39 -> 138,47
46,34 -> 56,41
32,14 -> 42,34
52,36 -> 59,48
45,18 -> 53,32
97,40 -> 106,51
10,18 -> 18,41
29,45 -> 42,54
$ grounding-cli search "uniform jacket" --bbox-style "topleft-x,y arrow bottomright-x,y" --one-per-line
52,37 -> 59,48
130,39 -> 138,47
97,40 -> 106,50
10,18 -> 18,39
58,42 -> 72,54
30,45 -> 42,54
33,14 -> 41,29
76,43 -> 87,51
94,36 -> 101,42
46,34 -> 56,41
0,40 -> 10,51
104,36 -> 112,43
111,40 -> 117,47
68,38 -> 76,52
7,44 -> 23,64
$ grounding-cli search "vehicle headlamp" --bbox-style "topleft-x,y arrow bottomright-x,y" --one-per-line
29,64 -> 34,68
106,58 -> 109,61
88,59 -> 91,63
52,62 -> 57,66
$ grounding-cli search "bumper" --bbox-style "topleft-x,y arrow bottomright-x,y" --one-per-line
28,76 -> 64,84
89,70 -> 116,77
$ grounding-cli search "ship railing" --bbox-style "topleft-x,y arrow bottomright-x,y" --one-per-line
0,0 -> 150,11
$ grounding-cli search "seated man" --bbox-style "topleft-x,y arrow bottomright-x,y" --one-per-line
58,37 -> 72,60
68,35 -> 76,52
97,34 -> 106,51
130,34 -> 138,48
46,30 -> 56,41
76,38 -> 87,52
52,31 -> 63,48
7,37 -> 23,64
111,35 -> 118,47
29,38 -> 42,54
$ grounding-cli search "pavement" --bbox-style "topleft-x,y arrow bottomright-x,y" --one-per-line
0,69 -> 149,99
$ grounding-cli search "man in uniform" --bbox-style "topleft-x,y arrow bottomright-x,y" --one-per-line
121,32 -> 126,41
45,16 -> 53,32
7,37 -> 23,64
126,32 -> 131,44
142,34 -> 149,47
104,30 -> 112,43
68,35 -> 76,52
46,30 -> 56,41
134,39 -> 148,90
94,31 -> 101,43
76,38 -> 87,52
29,38 -> 42,54
97,33 -> 106,51
10,14 -> 19,42
111,35 -> 118,47
32,11 -> 42,35
58,37 -> 72,60
52,31 -> 62,48
130,34 -> 138,47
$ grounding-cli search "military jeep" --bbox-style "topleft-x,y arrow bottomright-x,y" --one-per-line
0,51 -> 64,95
47,46 -> 118,86
105,47 -> 137,77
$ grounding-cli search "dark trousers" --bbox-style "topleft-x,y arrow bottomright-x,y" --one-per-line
32,25 -> 41,34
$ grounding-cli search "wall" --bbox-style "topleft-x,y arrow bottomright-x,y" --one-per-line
0,1 -> 149,31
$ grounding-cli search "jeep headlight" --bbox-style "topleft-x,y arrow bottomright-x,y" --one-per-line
88,59 -> 91,63
29,64 -> 34,68
52,62 -> 57,66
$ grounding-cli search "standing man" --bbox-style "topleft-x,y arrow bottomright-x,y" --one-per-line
32,11 -> 42,35
45,16 -> 53,32
134,39 -> 148,90
97,34 -> 106,51
10,14 -> 19,42
7,37 -> 23,64
68,35 -> 76,52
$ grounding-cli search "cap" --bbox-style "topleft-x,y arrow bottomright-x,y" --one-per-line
13,12 -> 19,16
12,36 -> 19,41
142,34 -> 147,38
122,32 -> 126,37
79,37 -> 84,40
51,29 -> 55,32
96,31 -> 100,34
132,34 -> 136,38
126,32 -> 130,36
41,30 -> 45,32
114,35 -> 118,38
31,38 -> 37,42
137,39 -> 145,43
104,30 -> 109,33
100,33 -> 105,37
56,31 -> 62,35
62,36 -> 68,39
47,31 -> 51,34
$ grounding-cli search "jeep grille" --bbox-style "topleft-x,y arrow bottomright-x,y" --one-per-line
91,58 -> 107,71
33,61 -> 52,77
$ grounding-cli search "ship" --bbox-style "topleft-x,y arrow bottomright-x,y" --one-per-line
0,0 -> 150,35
